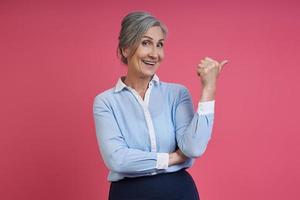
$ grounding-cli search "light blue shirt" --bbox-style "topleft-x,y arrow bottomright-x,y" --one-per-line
93,75 -> 215,181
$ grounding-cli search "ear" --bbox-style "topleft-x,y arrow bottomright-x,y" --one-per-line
121,48 -> 130,58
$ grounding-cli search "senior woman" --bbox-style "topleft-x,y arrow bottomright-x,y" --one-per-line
93,11 -> 228,200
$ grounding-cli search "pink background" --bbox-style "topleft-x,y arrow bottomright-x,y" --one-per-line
1,0 -> 299,199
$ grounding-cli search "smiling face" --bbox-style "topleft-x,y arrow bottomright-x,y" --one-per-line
123,26 -> 165,79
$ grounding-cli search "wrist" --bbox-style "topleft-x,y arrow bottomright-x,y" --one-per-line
168,152 -> 176,166
201,78 -> 217,88
168,151 -> 182,166
201,87 -> 216,102
202,83 -> 216,90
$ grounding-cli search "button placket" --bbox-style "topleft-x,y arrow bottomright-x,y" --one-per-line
127,84 -> 157,152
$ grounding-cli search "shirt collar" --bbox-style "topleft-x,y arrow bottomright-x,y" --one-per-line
114,74 -> 160,93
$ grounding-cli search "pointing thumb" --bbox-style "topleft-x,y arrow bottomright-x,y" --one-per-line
219,60 -> 229,71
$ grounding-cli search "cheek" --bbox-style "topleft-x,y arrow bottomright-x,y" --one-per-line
160,51 -> 165,60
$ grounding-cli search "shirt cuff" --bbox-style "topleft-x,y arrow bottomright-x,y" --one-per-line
156,153 -> 169,169
197,100 -> 215,115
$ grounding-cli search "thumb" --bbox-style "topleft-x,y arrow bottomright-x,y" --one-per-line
219,60 -> 229,71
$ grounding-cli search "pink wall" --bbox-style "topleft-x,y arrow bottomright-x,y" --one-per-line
1,0 -> 299,199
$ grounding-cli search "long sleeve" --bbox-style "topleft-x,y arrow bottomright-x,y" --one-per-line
174,87 -> 215,158
93,96 -> 169,175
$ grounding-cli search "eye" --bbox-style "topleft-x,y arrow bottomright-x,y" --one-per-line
142,40 -> 151,46
157,42 -> 164,48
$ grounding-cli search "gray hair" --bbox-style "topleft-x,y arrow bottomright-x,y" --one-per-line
117,11 -> 168,65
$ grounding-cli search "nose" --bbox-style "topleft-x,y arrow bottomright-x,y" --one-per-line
148,46 -> 159,59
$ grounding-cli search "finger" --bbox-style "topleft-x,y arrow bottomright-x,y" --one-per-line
205,57 -> 219,68
197,66 -> 201,76
197,67 -> 205,74
197,64 -> 203,69
201,60 -> 215,68
198,64 -> 205,68
197,69 -> 203,76
199,59 -> 206,66
219,60 -> 229,71
205,57 -> 218,64
220,60 -> 229,67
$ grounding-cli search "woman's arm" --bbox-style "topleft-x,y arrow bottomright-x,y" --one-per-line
175,57 -> 228,158
94,97 -> 186,174
174,87 -> 214,158
168,149 -> 188,166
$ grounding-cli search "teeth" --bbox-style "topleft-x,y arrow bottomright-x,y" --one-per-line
143,60 -> 156,65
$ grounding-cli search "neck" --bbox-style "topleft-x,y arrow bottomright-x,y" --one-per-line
123,73 -> 153,99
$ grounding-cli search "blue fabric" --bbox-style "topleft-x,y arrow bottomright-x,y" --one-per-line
93,78 -> 214,181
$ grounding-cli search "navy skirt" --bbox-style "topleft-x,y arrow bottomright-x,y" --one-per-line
109,169 -> 200,200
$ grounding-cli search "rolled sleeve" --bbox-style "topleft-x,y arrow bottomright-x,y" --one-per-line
197,100 -> 215,115
156,153 -> 169,169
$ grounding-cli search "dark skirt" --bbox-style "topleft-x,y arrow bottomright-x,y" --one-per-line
109,169 -> 200,200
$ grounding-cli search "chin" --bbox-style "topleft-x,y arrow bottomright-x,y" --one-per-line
140,72 -> 155,79
142,68 -> 157,77
143,65 -> 159,75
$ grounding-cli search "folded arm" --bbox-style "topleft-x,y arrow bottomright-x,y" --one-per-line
94,97 -> 174,174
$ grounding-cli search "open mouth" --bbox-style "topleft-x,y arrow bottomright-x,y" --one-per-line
142,60 -> 157,66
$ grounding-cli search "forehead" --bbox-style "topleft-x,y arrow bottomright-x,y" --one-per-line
143,26 -> 165,40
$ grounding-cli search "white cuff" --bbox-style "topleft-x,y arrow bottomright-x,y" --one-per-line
156,153 -> 169,169
197,100 -> 215,115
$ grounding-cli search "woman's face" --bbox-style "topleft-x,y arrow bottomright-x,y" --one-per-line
125,26 -> 165,79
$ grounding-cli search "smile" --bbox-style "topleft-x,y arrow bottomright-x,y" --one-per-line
142,60 -> 157,66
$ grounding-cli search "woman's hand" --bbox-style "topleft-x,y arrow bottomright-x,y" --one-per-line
197,57 -> 228,101
168,149 -> 188,166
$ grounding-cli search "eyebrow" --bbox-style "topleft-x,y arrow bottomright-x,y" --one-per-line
142,36 -> 165,41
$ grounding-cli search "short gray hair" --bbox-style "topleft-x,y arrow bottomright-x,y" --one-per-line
117,11 -> 168,65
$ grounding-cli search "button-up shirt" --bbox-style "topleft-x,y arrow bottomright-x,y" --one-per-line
93,75 -> 215,181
